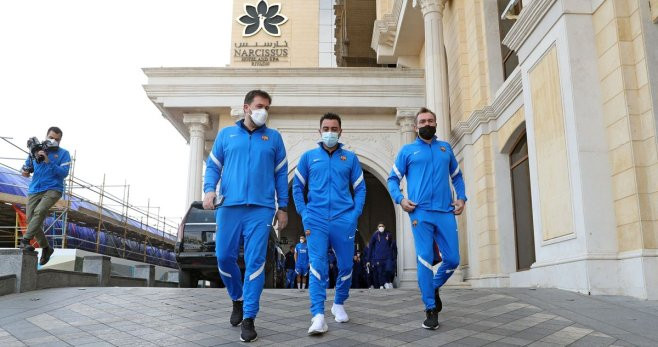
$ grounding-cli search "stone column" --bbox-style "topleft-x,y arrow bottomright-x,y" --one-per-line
415,0 -> 449,140
83,255 -> 111,287
183,113 -> 210,208
134,264 -> 156,287
0,249 -> 37,293
395,108 -> 420,288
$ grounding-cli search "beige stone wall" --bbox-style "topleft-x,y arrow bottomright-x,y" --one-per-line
473,134 -> 500,275
652,0 -> 658,22
231,0 -> 319,67
376,0 -> 394,21
593,0 -> 658,251
457,158 -> 469,267
529,46 -> 575,241
443,0 -> 491,130
498,108 -> 525,152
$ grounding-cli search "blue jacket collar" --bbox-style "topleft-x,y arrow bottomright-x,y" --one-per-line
237,119 -> 266,134
414,136 -> 439,145
317,141 -> 343,155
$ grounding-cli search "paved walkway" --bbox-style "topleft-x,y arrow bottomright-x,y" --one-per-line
0,287 -> 656,346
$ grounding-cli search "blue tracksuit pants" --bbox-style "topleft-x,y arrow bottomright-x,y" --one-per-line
215,205 -> 275,319
409,209 -> 460,310
286,269 -> 296,288
306,212 -> 356,316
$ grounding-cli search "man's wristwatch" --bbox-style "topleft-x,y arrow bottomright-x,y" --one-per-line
278,206 -> 288,212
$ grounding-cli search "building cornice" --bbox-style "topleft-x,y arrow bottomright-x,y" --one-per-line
143,67 -> 423,79
449,68 -> 523,146
502,0 -> 557,52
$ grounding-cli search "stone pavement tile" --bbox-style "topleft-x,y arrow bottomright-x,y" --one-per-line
387,327 -> 441,342
76,342 -> 114,347
443,336 -> 491,346
485,327 -> 518,336
527,342 -> 563,347
498,337 -> 534,346
510,327 -> 557,341
323,337 -> 363,347
261,332 -> 297,343
194,336 -> 234,346
472,332 -> 505,342
369,337 -> 409,346
1,322 -> 51,341
484,343 -> 521,347
569,334 -> 616,347
19,334 -> 63,346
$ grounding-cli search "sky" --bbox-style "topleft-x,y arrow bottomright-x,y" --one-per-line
0,0 -> 233,234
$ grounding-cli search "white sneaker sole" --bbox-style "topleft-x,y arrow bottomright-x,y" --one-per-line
240,336 -> 258,342
421,323 -> 439,330
308,326 -> 328,335
331,308 -> 349,323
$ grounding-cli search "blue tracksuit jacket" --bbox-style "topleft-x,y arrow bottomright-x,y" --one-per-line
204,120 -> 288,209
387,137 -> 466,209
24,148 -> 71,195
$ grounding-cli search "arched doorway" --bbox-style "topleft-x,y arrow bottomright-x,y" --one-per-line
280,169 -> 396,255
510,134 -> 535,270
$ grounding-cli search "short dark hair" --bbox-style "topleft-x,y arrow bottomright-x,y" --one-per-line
300,234 -> 306,238
289,245 -> 294,249
244,90 -> 272,105
47,126 -> 63,137
415,107 -> 437,125
320,112 -> 342,128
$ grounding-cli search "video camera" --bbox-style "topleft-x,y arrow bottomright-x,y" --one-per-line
21,137 -> 58,173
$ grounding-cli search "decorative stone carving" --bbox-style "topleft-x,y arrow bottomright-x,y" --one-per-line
413,0 -> 446,16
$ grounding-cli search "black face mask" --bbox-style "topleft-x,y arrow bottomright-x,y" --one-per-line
418,125 -> 436,140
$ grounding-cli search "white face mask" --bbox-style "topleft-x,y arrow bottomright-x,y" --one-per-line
378,227 -> 385,232
300,239 -> 305,243
250,108 -> 268,127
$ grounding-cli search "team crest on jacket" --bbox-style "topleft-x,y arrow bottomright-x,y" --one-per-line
54,154 -> 59,159
440,146 -> 446,152
261,135 -> 269,141
340,155 -> 347,161
412,220 -> 418,227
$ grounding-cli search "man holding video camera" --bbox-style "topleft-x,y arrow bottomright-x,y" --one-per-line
19,126 -> 71,266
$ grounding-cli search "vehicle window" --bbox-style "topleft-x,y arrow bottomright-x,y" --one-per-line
186,208 -> 215,223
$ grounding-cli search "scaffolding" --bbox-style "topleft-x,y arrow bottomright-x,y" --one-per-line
0,136 -> 179,268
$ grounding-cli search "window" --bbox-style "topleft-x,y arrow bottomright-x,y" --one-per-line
498,0 -> 523,79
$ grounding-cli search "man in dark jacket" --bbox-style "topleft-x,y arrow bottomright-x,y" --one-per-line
284,245 -> 296,288
367,222 -> 396,289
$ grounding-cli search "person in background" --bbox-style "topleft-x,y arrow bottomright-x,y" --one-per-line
367,222 -> 396,289
19,126 -> 70,266
285,245 -> 296,288
295,235 -> 310,290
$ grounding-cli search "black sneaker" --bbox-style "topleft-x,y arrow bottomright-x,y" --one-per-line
230,300 -> 243,327
422,308 -> 439,330
435,288 -> 442,313
39,247 -> 54,266
240,318 -> 258,342
18,239 -> 35,252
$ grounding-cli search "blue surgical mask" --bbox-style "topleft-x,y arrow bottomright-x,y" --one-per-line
321,132 -> 339,148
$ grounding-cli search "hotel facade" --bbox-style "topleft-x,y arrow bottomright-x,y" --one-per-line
144,0 -> 658,299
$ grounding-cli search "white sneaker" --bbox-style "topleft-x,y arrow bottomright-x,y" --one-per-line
379,286 -> 384,289
308,314 -> 328,335
331,303 -> 349,323
386,283 -> 393,289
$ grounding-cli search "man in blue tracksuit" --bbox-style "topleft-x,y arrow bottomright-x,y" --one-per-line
387,107 -> 467,330
293,113 -> 366,335
295,235 -> 309,289
203,90 -> 288,343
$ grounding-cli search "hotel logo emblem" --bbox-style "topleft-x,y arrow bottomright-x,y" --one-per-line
237,0 -> 288,37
